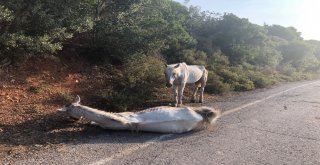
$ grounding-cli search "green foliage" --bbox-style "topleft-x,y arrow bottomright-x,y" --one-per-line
216,67 -> 254,91
0,0 -> 93,58
233,77 -> 255,91
0,5 -> 13,22
210,14 -> 268,64
206,71 -> 231,94
279,41 -> 315,70
28,84 -> 48,94
180,49 -> 207,65
56,91 -> 74,105
28,86 -> 42,94
247,70 -> 276,88
265,25 -> 302,41
103,54 -> 166,111
253,47 -> 282,67
87,0 -> 195,64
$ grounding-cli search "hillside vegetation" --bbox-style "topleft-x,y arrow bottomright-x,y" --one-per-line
1,0 -> 320,111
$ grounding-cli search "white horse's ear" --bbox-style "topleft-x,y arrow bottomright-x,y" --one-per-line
75,95 -> 81,104
174,63 -> 180,68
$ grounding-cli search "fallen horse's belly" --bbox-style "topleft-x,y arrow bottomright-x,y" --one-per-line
122,107 -> 204,133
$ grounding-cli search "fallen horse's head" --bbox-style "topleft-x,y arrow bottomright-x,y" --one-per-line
57,95 -> 83,120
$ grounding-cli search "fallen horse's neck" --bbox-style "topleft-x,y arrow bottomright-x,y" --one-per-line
70,104 -> 129,129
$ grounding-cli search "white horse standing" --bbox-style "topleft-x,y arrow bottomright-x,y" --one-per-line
165,62 -> 208,107
58,96 -> 220,133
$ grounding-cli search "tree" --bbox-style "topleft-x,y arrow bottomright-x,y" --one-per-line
211,13 -> 268,64
279,41 -> 317,70
265,24 -> 302,41
87,0 -> 195,64
0,0 -> 93,60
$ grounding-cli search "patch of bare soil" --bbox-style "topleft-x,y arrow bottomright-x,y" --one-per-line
0,54 -> 218,162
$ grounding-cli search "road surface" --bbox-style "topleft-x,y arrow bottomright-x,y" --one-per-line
7,80 -> 320,165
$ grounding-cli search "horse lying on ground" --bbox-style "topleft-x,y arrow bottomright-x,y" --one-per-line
165,62 -> 208,107
58,96 -> 220,133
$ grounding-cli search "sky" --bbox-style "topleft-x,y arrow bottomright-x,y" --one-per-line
175,0 -> 320,40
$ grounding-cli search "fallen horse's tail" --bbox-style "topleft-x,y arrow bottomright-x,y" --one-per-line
193,106 -> 221,129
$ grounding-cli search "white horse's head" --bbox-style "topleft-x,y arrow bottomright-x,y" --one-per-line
165,63 -> 182,87
57,95 -> 82,120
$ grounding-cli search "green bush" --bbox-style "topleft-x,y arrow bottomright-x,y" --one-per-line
248,71 -> 276,88
28,84 -> 48,94
215,66 -> 255,91
56,91 -> 74,105
0,1 -> 93,59
206,71 -> 231,94
180,49 -> 207,65
103,54 -> 166,111
233,76 -> 254,91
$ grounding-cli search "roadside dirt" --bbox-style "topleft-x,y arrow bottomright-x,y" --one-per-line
0,54 -> 218,162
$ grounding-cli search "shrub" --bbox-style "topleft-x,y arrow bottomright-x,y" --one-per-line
104,54 -> 166,111
232,78 -> 254,91
28,86 -> 43,94
28,84 -> 48,94
206,71 -> 231,94
56,91 -> 74,105
180,49 -> 207,65
217,68 -> 239,84
232,77 -> 254,91
248,71 -> 276,88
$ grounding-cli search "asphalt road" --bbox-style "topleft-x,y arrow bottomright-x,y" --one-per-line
9,80 -> 320,165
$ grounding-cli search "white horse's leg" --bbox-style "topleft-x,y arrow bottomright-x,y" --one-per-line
199,86 -> 205,103
178,84 -> 186,106
199,70 -> 208,103
173,85 -> 179,107
191,84 -> 198,103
